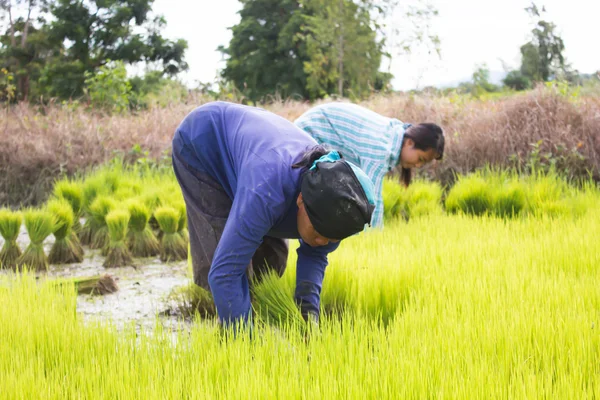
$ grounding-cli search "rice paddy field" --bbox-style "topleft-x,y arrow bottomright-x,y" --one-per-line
1,162 -> 599,398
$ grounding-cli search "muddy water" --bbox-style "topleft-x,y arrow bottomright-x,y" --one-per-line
1,224 -> 193,332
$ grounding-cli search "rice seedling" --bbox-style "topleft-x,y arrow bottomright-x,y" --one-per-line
492,180 -> 527,218
445,174 -> 493,216
401,181 -> 444,219
154,206 -> 187,262
87,196 -> 117,253
166,283 -> 215,318
126,200 -> 160,257
79,176 -> 106,245
0,209 -> 22,269
16,209 -> 55,272
53,179 -> 84,233
46,274 -> 119,295
3,204 -> 599,399
174,201 -> 189,243
103,210 -> 133,268
251,270 -> 305,327
47,199 -> 84,264
141,190 -> 163,231
382,178 -> 405,220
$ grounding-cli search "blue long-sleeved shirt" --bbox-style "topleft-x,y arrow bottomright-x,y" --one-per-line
172,101 -> 340,325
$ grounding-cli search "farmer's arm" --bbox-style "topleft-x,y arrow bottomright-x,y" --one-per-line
208,161 -> 285,326
294,240 -> 341,322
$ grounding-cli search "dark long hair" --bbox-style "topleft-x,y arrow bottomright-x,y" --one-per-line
292,145 -> 335,170
400,123 -> 445,186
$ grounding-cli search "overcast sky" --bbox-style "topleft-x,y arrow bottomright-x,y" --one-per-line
152,0 -> 599,91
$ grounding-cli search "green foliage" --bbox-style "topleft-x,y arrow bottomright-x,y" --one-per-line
1,0 -> 187,102
503,70 -> 532,91
219,0 -> 310,102
128,71 -> 188,109
301,0 -> 388,99
519,3 -> 568,83
84,61 -> 132,112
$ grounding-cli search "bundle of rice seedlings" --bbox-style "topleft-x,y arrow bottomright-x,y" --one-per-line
47,274 -> 119,295
53,180 -> 84,233
16,209 -> 55,272
174,202 -> 189,243
166,283 -> 215,318
154,207 -> 188,262
251,271 -> 305,327
382,178 -> 405,220
0,209 -> 22,269
87,196 -> 117,252
445,175 -> 492,216
103,210 -> 133,268
47,199 -> 84,264
126,200 -> 159,257
79,177 -> 105,245
402,181 -> 444,219
141,191 -> 162,231
492,181 -> 527,218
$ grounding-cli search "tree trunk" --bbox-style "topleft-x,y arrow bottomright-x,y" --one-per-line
8,2 -> 16,47
337,0 -> 344,97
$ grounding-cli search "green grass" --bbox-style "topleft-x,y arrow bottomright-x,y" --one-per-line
1,207 -> 599,398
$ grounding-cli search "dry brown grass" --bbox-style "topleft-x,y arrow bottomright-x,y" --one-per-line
1,87 -> 598,207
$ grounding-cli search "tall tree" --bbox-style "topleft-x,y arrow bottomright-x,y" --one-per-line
0,0 -> 49,100
0,0 -> 188,101
301,0 -> 387,99
219,0 -> 310,102
520,3 -> 567,82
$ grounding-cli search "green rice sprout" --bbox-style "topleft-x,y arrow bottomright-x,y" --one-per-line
103,210 -> 133,268
16,209 -> 55,272
174,201 -> 189,243
126,201 -> 159,258
141,191 -> 163,231
154,207 -> 187,262
252,271 -> 305,327
492,181 -> 527,218
87,196 -> 117,253
0,209 -> 22,269
47,199 -> 84,265
382,178 -> 405,220
79,177 -> 106,245
167,283 -> 215,318
53,180 -> 84,233
445,175 -> 492,216
46,274 -> 119,295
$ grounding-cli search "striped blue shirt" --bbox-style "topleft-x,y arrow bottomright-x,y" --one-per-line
295,102 -> 409,228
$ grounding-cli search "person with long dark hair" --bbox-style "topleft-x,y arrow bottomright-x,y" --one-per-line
172,101 -> 375,327
295,102 -> 445,227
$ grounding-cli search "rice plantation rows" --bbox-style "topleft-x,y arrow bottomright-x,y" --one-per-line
1,163 -> 599,398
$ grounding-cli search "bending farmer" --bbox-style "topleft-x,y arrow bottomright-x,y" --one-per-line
295,102 -> 445,228
172,101 -> 375,326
